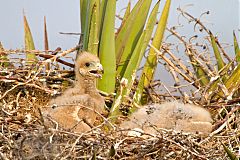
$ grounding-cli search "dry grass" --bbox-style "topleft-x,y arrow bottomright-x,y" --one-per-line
0,61 -> 239,160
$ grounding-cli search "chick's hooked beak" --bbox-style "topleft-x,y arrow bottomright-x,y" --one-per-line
89,62 -> 104,79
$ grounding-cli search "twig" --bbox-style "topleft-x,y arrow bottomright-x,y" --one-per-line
177,7 -> 231,62
148,43 -> 197,88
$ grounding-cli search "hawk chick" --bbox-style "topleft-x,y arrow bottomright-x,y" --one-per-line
43,52 -> 105,133
120,101 -> 213,135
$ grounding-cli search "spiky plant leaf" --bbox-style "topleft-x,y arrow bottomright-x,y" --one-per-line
115,0 -> 131,35
189,55 -> 210,86
110,1 -> 160,118
98,0 -> 116,93
24,15 -> 37,65
116,0 -> 152,77
122,1 -> 131,24
99,0 -> 107,42
233,31 -> 240,62
136,0 -> 171,105
214,63 -> 240,99
0,42 -> 10,68
206,62 -> 232,99
108,145 -> 116,157
80,0 -> 91,50
115,0 -> 148,63
80,0 -> 88,34
210,31 -> 225,71
222,143 -> 238,160
87,1 -> 100,55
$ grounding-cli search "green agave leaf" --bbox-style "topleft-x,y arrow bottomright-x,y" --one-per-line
233,31 -> 240,62
194,65 -> 210,86
116,0 -> 152,77
122,1 -> 131,24
206,62 -> 232,99
222,143 -> 238,160
215,63 -> 240,99
87,1 -> 100,55
80,0 -> 87,34
24,15 -> 37,65
110,1 -> 161,119
210,31 -> 225,71
136,0 -> 171,105
99,0 -> 107,42
79,0 -> 88,53
80,0 -> 91,50
189,55 -> 209,86
98,0 -> 116,93
115,0 -> 148,63
91,150 -> 96,160
108,145 -> 116,158
116,0 -> 131,35
0,42 -> 10,67
80,0 -> 100,53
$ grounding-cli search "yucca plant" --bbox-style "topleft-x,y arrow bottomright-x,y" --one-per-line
0,42 -> 10,68
1,15 -> 39,68
201,31 -> 240,101
157,8 -> 240,103
222,143 -> 238,160
79,0 -> 171,121
23,14 -> 38,65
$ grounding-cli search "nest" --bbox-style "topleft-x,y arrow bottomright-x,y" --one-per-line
0,114 -> 239,159
0,48 -> 239,160
0,75 -> 239,160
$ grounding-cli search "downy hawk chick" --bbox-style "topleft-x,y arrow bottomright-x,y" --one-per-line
42,52 -> 105,132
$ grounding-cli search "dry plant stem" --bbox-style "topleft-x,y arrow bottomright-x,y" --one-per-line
63,136 -> 81,159
158,133 -> 207,159
168,66 -> 185,97
0,71 -> 74,84
148,43 -> 197,88
210,114 -> 235,137
160,79 -> 177,100
145,87 -> 158,103
0,83 -> 25,101
162,46 -> 195,80
0,67 -> 54,100
177,8 -> 231,62
25,83 -> 55,94
213,105 -> 240,130
38,53 -> 74,68
167,28 -> 210,69
2,47 -> 78,68
59,32 -> 81,35
167,28 -> 214,76
43,45 -> 79,64
0,76 -> 24,82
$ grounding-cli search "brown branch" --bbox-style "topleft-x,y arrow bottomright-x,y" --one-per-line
38,53 -> 74,68
2,46 -> 78,68
42,45 -> 80,65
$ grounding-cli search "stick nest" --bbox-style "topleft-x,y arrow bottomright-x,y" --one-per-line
0,70 -> 239,160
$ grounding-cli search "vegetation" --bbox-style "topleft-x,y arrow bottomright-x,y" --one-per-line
0,0 -> 239,159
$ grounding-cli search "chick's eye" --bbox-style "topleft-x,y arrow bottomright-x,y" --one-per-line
85,62 -> 90,67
